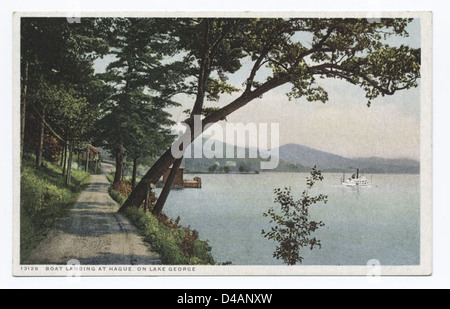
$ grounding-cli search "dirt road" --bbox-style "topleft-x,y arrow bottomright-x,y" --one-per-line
26,162 -> 161,265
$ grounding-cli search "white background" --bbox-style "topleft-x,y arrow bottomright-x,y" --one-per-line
1,0 -> 449,289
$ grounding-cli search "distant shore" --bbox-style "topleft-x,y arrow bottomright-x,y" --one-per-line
184,170 -> 420,175
184,171 -> 259,175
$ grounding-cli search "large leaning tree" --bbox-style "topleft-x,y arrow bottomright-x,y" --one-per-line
120,18 -> 421,212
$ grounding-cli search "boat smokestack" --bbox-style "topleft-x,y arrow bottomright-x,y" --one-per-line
357,168 -> 359,179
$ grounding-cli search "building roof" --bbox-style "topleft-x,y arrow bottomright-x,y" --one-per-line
88,145 -> 99,154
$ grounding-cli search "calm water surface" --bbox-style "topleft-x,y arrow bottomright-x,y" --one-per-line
159,173 -> 420,266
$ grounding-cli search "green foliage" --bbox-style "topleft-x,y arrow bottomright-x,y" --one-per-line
94,18 -> 178,179
223,166 -> 230,173
108,182 -> 214,265
93,163 -> 103,175
20,155 -> 90,262
42,133 -> 60,164
206,79 -> 240,101
262,167 -> 328,265
22,18 -> 109,143
274,19 -> 421,105
109,188 -> 127,205
200,107 -> 222,118
106,172 -> 115,184
123,207 -> 215,265
168,18 -> 419,110
208,164 -> 218,173
44,83 -> 98,140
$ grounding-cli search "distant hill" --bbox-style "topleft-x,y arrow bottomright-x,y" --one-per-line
351,157 -> 420,174
181,140 -> 419,174
183,139 -> 308,173
276,144 -> 351,170
275,144 -> 420,174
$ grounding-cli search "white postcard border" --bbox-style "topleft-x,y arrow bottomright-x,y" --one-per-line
12,10 -> 433,277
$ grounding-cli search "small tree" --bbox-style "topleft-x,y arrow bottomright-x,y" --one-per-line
262,167 -> 328,265
208,164 -> 218,173
223,166 -> 230,174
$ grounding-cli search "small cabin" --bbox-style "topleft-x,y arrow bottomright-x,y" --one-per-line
80,145 -> 100,162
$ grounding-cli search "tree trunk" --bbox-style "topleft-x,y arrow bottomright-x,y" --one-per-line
119,148 -> 176,212
60,145 -> 65,167
85,145 -> 89,172
66,140 -> 73,185
131,157 -> 138,188
152,158 -> 183,216
35,106 -> 45,168
191,19 -> 210,116
62,141 -> 67,176
113,142 -> 123,185
119,77 -> 287,212
20,61 -> 29,162
119,19 -> 240,212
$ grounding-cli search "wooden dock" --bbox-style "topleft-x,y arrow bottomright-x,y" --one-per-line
183,177 -> 202,189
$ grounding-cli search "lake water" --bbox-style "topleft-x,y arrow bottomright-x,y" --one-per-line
158,173 -> 420,266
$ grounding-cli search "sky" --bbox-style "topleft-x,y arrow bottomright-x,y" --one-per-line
94,19 -> 421,160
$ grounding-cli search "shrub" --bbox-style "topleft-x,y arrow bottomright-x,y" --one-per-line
43,134 -> 61,164
106,172 -> 114,184
122,207 -> 214,265
108,176 -> 215,265
111,180 -> 132,197
181,229 -> 198,258
108,188 -> 127,205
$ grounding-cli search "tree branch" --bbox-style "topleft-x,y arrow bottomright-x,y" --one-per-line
310,63 -> 416,95
207,76 -> 289,125
209,20 -> 240,58
191,19 -> 210,116
295,26 -> 336,66
245,40 -> 277,93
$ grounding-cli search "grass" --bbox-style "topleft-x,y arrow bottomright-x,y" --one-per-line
107,182 -> 215,265
106,172 -> 114,184
20,154 -> 90,262
109,188 -> 127,205
106,171 -> 142,185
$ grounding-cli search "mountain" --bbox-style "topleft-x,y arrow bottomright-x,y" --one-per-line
276,144 -> 351,170
275,144 -> 420,174
180,139 -> 419,174
183,139 -> 309,173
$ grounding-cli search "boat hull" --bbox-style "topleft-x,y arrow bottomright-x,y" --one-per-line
342,182 -> 371,188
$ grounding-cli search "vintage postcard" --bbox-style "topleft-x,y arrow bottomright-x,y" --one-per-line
13,11 -> 432,276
